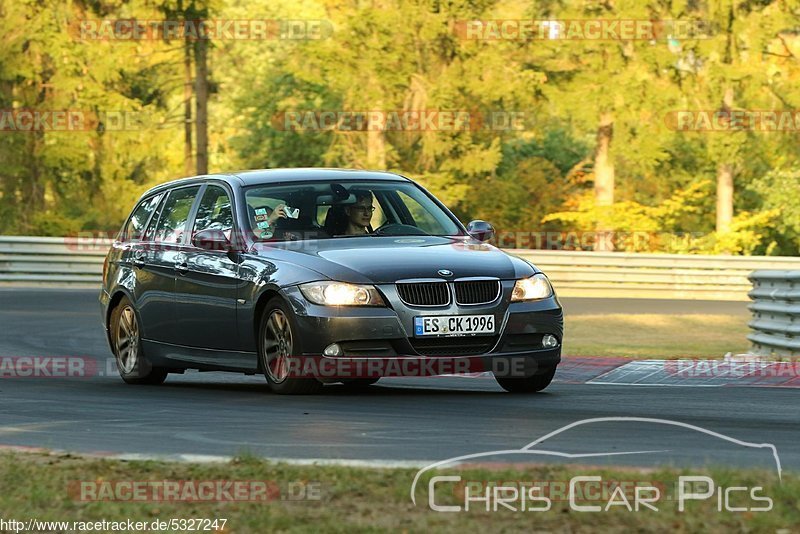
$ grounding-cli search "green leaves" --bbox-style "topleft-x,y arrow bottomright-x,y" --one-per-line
0,0 -> 797,255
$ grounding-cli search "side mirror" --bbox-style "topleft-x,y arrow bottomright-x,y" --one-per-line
466,220 -> 495,242
192,228 -> 232,252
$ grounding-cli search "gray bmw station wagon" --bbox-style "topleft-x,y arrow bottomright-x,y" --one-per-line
100,169 -> 563,394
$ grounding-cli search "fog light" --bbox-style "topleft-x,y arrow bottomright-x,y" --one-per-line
323,343 -> 342,356
542,334 -> 559,348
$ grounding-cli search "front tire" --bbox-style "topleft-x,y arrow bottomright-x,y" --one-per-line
494,367 -> 556,393
110,296 -> 168,385
259,297 -> 323,395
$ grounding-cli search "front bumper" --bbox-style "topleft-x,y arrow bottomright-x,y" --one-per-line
282,284 -> 563,378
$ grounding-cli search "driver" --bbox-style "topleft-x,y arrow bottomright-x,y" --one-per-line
343,190 -> 375,235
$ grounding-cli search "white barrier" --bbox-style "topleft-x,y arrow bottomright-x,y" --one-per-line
0,236 -> 111,287
512,250 -> 800,301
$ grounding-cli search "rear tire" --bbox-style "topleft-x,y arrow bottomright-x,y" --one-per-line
110,296 -> 168,385
259,297 -> 323,395
494,367 -> 556,393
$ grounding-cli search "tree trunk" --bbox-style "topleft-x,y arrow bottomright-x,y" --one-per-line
365,86 -> 386,168
593,112 -> 615,251
366,127 -> 386,169
594,112 -> 615,206
22,134 -> 44,231
183,40 -> 193,176
0,79 -> 13,210
716,87 -> 735,233
21,57 -> 47,231
194,39 -> 209,175
716,164 -> 734,232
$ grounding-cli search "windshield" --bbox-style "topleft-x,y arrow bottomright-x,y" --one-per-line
244,180 -> 463,241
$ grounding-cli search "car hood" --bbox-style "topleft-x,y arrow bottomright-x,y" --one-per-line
250,236 -> 537,284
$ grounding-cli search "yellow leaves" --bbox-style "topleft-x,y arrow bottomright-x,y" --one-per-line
651,180 -> 712,226
542,199 -> 780,254
543,176 -> 783,255
543,195 -> 661,234
711,209 -> 781,255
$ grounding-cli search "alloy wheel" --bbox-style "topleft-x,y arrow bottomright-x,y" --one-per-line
263,309 -> 293,383
115,305 -> 139,374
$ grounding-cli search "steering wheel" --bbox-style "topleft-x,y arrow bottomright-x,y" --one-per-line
372,223 -> 428,236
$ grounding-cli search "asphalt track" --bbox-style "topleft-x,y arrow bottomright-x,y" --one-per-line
0,289 -> 794,474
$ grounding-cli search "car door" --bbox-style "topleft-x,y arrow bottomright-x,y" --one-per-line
138,184 -> 203,345
173,183 -> 244,354
116,191 -> 164,321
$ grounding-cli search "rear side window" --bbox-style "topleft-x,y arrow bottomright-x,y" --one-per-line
151,186 -> 202,244
143,194 -> 167,242
121,193 -> 162,242
192,186 -> 234,237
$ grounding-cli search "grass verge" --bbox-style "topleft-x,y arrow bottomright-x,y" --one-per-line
0,452 -> 794,533
563,313 -> 751,359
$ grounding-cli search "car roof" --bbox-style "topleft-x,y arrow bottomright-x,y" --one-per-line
140,168 -> 411,198
231,168 -> 410,186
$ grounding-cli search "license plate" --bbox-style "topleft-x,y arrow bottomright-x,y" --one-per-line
414,315 -> 495,337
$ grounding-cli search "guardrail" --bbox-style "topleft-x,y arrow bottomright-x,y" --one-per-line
512,250 -> 800,301
0,236 -> 111,288
747,271 -> 800,357
0,236 -> 799,300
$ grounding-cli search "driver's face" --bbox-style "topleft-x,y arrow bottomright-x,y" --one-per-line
347,199 -> 374,227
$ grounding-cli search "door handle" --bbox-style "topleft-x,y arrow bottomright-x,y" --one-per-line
132,250 -> 146,267
175,261 -> 189,274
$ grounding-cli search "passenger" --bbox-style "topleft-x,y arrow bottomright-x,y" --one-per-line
252,203 -> 288,238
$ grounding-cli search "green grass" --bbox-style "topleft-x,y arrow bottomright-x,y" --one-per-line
563,314 -> 751,359
0,452 -> 795,533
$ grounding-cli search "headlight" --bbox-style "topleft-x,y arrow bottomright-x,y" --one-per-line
511,273 -> 553,302
299,281 -> 385,306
